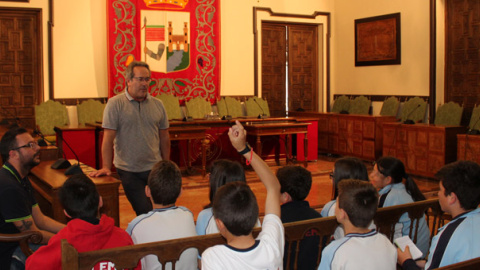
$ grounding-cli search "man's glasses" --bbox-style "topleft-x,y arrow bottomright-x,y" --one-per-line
132,77 -> 152,82
12,141 -> 38,151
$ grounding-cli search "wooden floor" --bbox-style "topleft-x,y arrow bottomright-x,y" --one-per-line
118,155 -> 440,229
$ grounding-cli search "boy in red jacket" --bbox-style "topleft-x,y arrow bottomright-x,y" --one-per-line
26,174 -> 140,269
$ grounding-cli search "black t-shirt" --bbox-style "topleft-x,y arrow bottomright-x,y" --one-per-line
0,162 -> 37,268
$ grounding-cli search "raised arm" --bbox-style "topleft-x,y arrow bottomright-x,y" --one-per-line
89,129 -> 115,177
228,121 -> 281,217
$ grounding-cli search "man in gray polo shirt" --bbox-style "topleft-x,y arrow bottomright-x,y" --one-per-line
90,61 -> 170,216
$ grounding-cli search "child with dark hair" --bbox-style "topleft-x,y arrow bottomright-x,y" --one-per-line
196,159 -> 249,235
321,157 -> 370,239
26,174 -> 139,270
127,160 -> 197,270
201,121 -> 283,269
278,165 -> 321,270
370,156 -> 430,256
318,180 -> 397,270
398,160 -> 480,269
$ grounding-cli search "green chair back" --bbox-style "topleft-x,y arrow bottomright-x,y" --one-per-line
77,99 -> 106,125
245,97 -> 270,117
380,96 -> 400,117
34,100 -> 69,136
400,97 -> 427,123
185,97 -> 212,119
469,105 -> 480,131
217,97 -> 243,118
434,101 -> 463,126
156,94 -> 182,120
331,95 -> 350,113
349,96 -> 371,115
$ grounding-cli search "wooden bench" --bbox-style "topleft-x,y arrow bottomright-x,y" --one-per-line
62,199 -> 450,270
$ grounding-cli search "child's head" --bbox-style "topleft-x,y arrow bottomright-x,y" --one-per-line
59,174 -> 100,219
208,159 -> 245,205
277,165 -> 312,201
332,157 -> 369,198
435,160 -> 480,211
336,179 -> 378,228
213,181 -> 258,236
370,156 -> 405,189
147,160 -> 182,205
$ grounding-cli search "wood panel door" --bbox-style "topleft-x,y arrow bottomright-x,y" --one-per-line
261,23 -> 318,117
445,0 -> 480,125
0,8 -> 43,130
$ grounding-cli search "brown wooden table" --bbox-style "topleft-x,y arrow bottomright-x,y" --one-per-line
457,134 -> 480,164
243,122 -> 310,167
169,126 -> 209,176
29,160 -> 121,226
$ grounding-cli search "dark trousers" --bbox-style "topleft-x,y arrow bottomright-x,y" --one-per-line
117,169 -> 153,216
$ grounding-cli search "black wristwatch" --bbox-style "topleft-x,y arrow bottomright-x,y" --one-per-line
238,143 -> 251,155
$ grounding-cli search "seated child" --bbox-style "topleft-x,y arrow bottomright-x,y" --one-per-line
398,160 -> 480,269
26,174 -> 139,270
318,179 -> 397,270
278,165 -> 321,270
127,160 -> 197,270
201,120 -> 284,269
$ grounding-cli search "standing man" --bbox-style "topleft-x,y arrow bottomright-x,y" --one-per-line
0,127 -> 66,269
90,61 -> 170,216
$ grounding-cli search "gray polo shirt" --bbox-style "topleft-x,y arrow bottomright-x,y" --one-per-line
102,91 -> 169,172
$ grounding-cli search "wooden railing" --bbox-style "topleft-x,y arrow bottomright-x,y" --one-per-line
61,199 -> 456,270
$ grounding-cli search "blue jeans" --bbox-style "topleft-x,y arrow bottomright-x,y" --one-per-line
117,169 -> 153,216
11,243 -> 43,270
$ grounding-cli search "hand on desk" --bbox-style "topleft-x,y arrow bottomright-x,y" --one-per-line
89,168 -> 112,177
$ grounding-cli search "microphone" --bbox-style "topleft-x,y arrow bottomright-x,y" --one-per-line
221,97 -> 232,120
253,98 -> 268,119
182,104 -> 193,122
403,104 -> 421,124
467,115 -> 480,135
33,129 -> 49,147
51,127 -> 83,175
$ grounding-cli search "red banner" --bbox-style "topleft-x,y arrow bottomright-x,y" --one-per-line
107,0 -> 220,103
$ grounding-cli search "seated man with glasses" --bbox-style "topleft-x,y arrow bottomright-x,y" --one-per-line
0,127 -> 66,269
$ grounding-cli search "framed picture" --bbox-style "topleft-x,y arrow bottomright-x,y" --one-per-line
355,13 -> 401,66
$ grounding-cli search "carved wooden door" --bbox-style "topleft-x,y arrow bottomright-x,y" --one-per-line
445,0 -> 480,125
0,8 -> 43,130
261,23 -> 318,117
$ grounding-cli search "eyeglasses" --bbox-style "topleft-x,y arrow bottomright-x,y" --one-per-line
12,141 -> 38,151
132,77 -> 152,82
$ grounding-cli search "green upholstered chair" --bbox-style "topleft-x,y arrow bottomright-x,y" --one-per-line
35,100 -> 69,144
184,96 -> 212,119
217,97 -> 243,118
400,97 -> 427,123
245,97 -> 270,117
434,101 -> 463,126
77,99 -> 106,125
469,105 -> 480,131
349,95 -> 371,115
380,96 -> 400,117
331,95 -> 350,113
156,94 -> 183,120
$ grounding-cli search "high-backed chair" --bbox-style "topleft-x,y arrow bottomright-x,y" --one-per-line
400,97 -> 427,123
380,96 -> 400,117
349,95 -> 371,115
35,100 -> 69,144
468,105 -> 480,132
184,96 -> 212,119
77,99 -> 106,125
217,97 -> 243,118
156,94 -> 183,120
331,95 -> 350,113
434,101 -> 463,126
244,97 -> 270,118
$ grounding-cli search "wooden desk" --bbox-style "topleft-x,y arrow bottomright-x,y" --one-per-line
169,126 -> 209,176
243,122 -> 310,167
457,134 -> 480,164
29,161 -> 121,226
383,123 -> 466,178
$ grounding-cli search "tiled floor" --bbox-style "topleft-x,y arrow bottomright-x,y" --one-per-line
118,156 -> 440,229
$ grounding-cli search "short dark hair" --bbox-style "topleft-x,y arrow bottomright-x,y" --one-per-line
337,179 -> 378,228
332,157 -> 369,197
0,126 -> 28,163
148,160 -> 182,205
59,174 -> 99,219
126,61 -> 150,80
212,181 -> 258,236
277,165 -> 312,201
208,159 -> 245,206
435,160 -> 480,210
